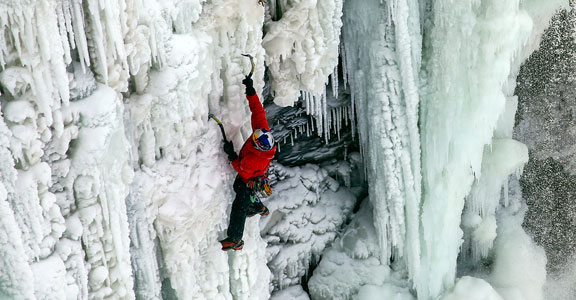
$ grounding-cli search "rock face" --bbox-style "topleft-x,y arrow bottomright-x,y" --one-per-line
515,7 -> 576,275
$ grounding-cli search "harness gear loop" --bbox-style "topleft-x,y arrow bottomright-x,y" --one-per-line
247,173 -> 272,198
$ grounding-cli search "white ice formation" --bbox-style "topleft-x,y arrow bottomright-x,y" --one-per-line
311,0 -> 569,299
263,0 -> 342,106
417,0 -> 566,298
263,162 -> 358,293
0,0 -> 572,299
339,0 -> 423,284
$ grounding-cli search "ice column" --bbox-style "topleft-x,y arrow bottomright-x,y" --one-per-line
66,86 -> 135,299
417,0 -> 565,298
461,139 -> 528,262
341,0 -> 422,283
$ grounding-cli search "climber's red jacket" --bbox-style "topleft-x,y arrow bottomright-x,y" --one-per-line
231,93 -> 276,183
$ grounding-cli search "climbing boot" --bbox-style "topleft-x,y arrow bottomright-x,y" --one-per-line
220,238 -> 244,251
247,205 -> 270,217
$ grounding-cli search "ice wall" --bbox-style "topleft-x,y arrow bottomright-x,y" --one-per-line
309,0 -> 423,298
419,0 -> 567,298
1,0 -> 571,299
306,0 -> 570,299
0,0 -> 274,299
0,0 -> 134,298
0,0 -> 352,297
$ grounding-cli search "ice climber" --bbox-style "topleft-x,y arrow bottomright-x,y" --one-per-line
219,76 -> 276,251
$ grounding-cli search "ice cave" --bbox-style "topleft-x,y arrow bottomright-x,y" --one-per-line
0,0 -> 575,299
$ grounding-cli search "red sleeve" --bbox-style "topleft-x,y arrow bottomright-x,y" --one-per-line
247,93 -> 269,131
231,158 -> 254,182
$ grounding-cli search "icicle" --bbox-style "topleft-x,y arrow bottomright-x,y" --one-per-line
86,0 -> 109,82
315,92 -> 320,119
336,107 -> 341,140
323,90 -> 329,143
502,178 -> 509,207
305,91 -> 311,115
102,0 -> 128,69
329,108 -> 332,135
56,2 -> 72,65
331,66 -> 338,98
350,104 -> 356,140
304,91 -> 308,114
339,107 -> 343,132
314,94 -> 323,139
72,0 -> 91,72
63,2 -> 76,52
341,44 -> 348,90
336,114 -> 341,140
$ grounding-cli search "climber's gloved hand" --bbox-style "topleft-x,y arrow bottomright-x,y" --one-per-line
223,140 -> 238,161
242,76 -> 256,96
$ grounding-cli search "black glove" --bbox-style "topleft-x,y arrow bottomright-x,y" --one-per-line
242,76 -> 256,96
223,140 -> 238,161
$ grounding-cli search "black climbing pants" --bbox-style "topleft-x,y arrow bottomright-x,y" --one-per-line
227,176 -> 265,241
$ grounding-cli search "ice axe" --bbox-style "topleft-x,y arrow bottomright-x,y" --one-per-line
208,113 -> 229,142
241,54 -> 255,78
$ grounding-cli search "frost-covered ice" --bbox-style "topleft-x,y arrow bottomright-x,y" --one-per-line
340,0 -> 422,288
417,0 -> 567,298
308,200 -> 392,300
441,277 -> 503,300
0,0 -> 274,298
263,0 -> 343,107
0,0 -> 573,299
270,285 -> 310,300
262,162 -> 359,292
123,0 -> 273,298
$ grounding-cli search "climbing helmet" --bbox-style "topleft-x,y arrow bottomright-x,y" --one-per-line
252,128 -> 274,151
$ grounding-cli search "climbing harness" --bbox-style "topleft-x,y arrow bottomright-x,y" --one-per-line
248,173 -> 272,199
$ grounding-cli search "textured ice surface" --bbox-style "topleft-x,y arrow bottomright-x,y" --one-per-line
340,0 -> 422,285
262,162 -> 360,292
308,200 -> 391,300
0,0 -> 272,298
441,277 -> 503,300
418,0 -> 566,298
263,0 -> 343,107
0,0 -> 573,299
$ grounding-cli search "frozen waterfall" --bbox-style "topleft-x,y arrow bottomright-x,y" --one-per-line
0,0 -> 573,299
